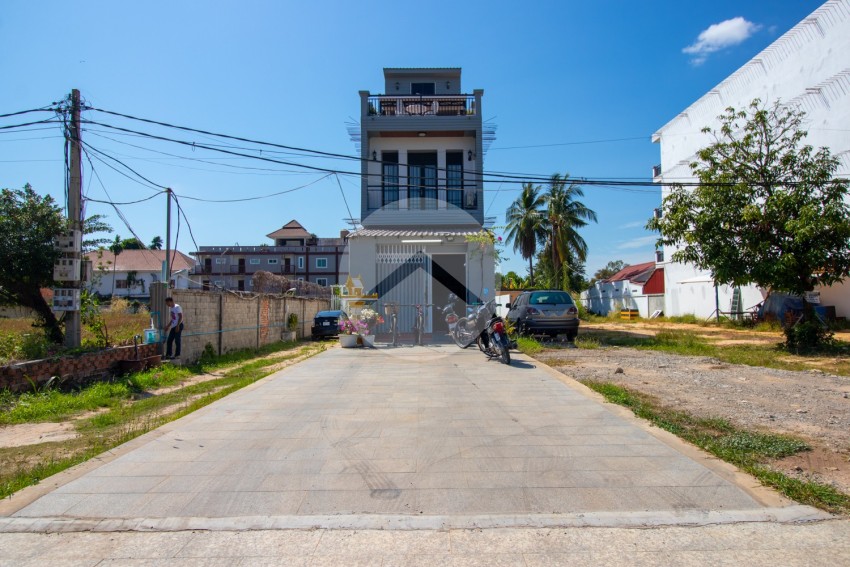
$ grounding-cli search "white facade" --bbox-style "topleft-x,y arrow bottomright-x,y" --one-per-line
653,0 -> 850,318
348,68 -> 495,334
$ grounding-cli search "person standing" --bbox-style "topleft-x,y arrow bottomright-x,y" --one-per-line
165,297 -> 184,359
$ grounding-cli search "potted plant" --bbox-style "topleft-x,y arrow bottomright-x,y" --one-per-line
338,318 -> 368,347
283,313 -> 298,342
357,308 -> 384,346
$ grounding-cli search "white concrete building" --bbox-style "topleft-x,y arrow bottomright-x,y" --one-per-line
581,261 -> 665,318
652,0 -> 850,319
347,68 -> 496,335
85,249 -> 194,300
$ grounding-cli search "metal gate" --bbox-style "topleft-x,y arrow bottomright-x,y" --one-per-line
375,244 -> 432,333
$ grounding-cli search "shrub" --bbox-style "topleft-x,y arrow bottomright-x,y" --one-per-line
287,313 -> 298,332
784,321 -> 835,352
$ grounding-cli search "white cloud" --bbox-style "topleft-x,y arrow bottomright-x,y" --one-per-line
616,235 -> 658,250
683,17 -> 761,65
619,220 -> 646,229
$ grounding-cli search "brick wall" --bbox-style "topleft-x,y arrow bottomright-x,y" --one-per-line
168,290 -> 329,364
0,343 -> 159,394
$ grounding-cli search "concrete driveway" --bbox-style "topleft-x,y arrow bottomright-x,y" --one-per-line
2,344 -> 822,528
4,344 -> 843,565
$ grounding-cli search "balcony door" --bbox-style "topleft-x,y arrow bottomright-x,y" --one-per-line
407,152 -> 437,210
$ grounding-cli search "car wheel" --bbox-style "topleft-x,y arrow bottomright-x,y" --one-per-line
566,330 -> 577,342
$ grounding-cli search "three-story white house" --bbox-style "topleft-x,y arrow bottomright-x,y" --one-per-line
347,68 -> 496,335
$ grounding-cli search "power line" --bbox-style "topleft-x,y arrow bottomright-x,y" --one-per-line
0,119 -> 62,130
333,173 -> 355,226
81,141 -> 169,190
487,136 -> 648,150
173,174 -> 332,203
0,107 -> 57,119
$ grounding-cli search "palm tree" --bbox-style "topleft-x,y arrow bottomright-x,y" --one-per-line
109,235 -> 124,297
545,173 -> 597,289
149,235 -> 163,250
504,182 -> 548,286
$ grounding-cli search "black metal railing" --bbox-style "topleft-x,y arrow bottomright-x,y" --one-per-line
367,95 -> 476,117
366,184 -> 479,211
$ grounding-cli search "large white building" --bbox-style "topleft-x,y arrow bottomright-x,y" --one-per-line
347,68 -> 496,335
653,0 -> 850,319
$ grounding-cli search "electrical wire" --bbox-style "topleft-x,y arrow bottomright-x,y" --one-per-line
0,119 -> 62,130
333,173 -> 355,224
173,174 -> 332,203
0,107 -> 57,119
487,136 -> 648,150
82,141 -> 168,190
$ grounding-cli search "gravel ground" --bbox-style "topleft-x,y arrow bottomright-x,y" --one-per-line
539,345 -> 850,494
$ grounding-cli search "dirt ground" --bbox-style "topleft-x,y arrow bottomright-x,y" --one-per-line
538,336 -> 850,494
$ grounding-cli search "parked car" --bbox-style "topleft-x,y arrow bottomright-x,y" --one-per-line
311,310 -> 347,340
506,290 -> 579,340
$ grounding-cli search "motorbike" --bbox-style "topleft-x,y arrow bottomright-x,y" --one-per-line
442,294 -> 468,348
450,298 -> 511,365
482,305 -> 511,365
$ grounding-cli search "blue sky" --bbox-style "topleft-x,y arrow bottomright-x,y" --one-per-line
0,0 -> 825,278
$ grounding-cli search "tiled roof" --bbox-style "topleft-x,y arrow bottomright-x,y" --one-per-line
266,220 -> 311,240
347,227 -> 483,238
86,249 -> 195,272
605,261 -> 656,283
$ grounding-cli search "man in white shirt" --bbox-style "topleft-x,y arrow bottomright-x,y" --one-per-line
164,297 -> 184,359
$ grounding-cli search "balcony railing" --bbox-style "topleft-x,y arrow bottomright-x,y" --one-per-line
367,95 -> 476,117
367,184 -> 478,211
192,265 -> 299,276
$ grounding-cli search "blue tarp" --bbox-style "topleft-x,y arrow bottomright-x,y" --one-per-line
758,293 -> 804,324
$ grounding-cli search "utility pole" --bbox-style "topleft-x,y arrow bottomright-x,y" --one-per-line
165,187 -> 172,289
65,89 -> 83,348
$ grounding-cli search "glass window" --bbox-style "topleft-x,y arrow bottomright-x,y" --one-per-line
382,151 -> 399,210
249,258 -> 260,265
267,258 -> 279,265
411,82 -> 435,95
316,278 -> 328,286
215,257 -> 227,264
529,291 -> 574,305
316,258 -> 328,268
298,257 -> 304,269
446,151 -> 463,209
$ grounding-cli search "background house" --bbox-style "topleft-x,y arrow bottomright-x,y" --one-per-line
86,249 -> 194,299
347,67 -> 496,335
581,261 -> 665,317
191,220 -> 348,291
652,0 -> 850,319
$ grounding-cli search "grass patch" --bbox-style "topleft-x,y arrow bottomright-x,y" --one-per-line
574,335 -> 601,349
0,340 -> 327,499
582,381 -> 849,515
515,337 -> 544,355
578,328 -> 850,376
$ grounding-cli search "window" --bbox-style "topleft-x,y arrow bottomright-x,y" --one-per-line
297,257 -> 304,269
215,257 -> 227,264
297,277 -> 304,282
411,82 -> 435,95
316,258 -> 328,269
408,152 -> 437,210
381,151 -> 399,210
267,258 -> 279,265
446,151 -> 463,209
115,279 -> 128,289
316,277 -> 328,286
214,280 -> 224,287
249,258 -> 260,265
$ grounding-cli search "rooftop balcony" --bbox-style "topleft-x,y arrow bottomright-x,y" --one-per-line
366,95 -> 476,117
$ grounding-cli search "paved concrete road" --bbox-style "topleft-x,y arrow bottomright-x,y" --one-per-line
1,344 -> 839,564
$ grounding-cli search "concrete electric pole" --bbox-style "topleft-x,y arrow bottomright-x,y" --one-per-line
64,89 -> 83,348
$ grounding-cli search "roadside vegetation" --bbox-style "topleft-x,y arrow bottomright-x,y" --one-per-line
0,339 -> 327,499
582,381 -> 850,515
0,300 -> 150,365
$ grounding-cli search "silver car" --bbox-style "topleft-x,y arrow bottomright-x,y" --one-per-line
506,290 -> 579,340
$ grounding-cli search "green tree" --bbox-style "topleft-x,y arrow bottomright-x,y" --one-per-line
82,214 -> 114,252
590,260 -> 629,285
0,185 -> 65,342
149,235 -> 163,250
648,99 -> 850,347
544,173 -> 597,289
109,235 -> 124,297
120,237 -> 144,250
504,182 -> 547,286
